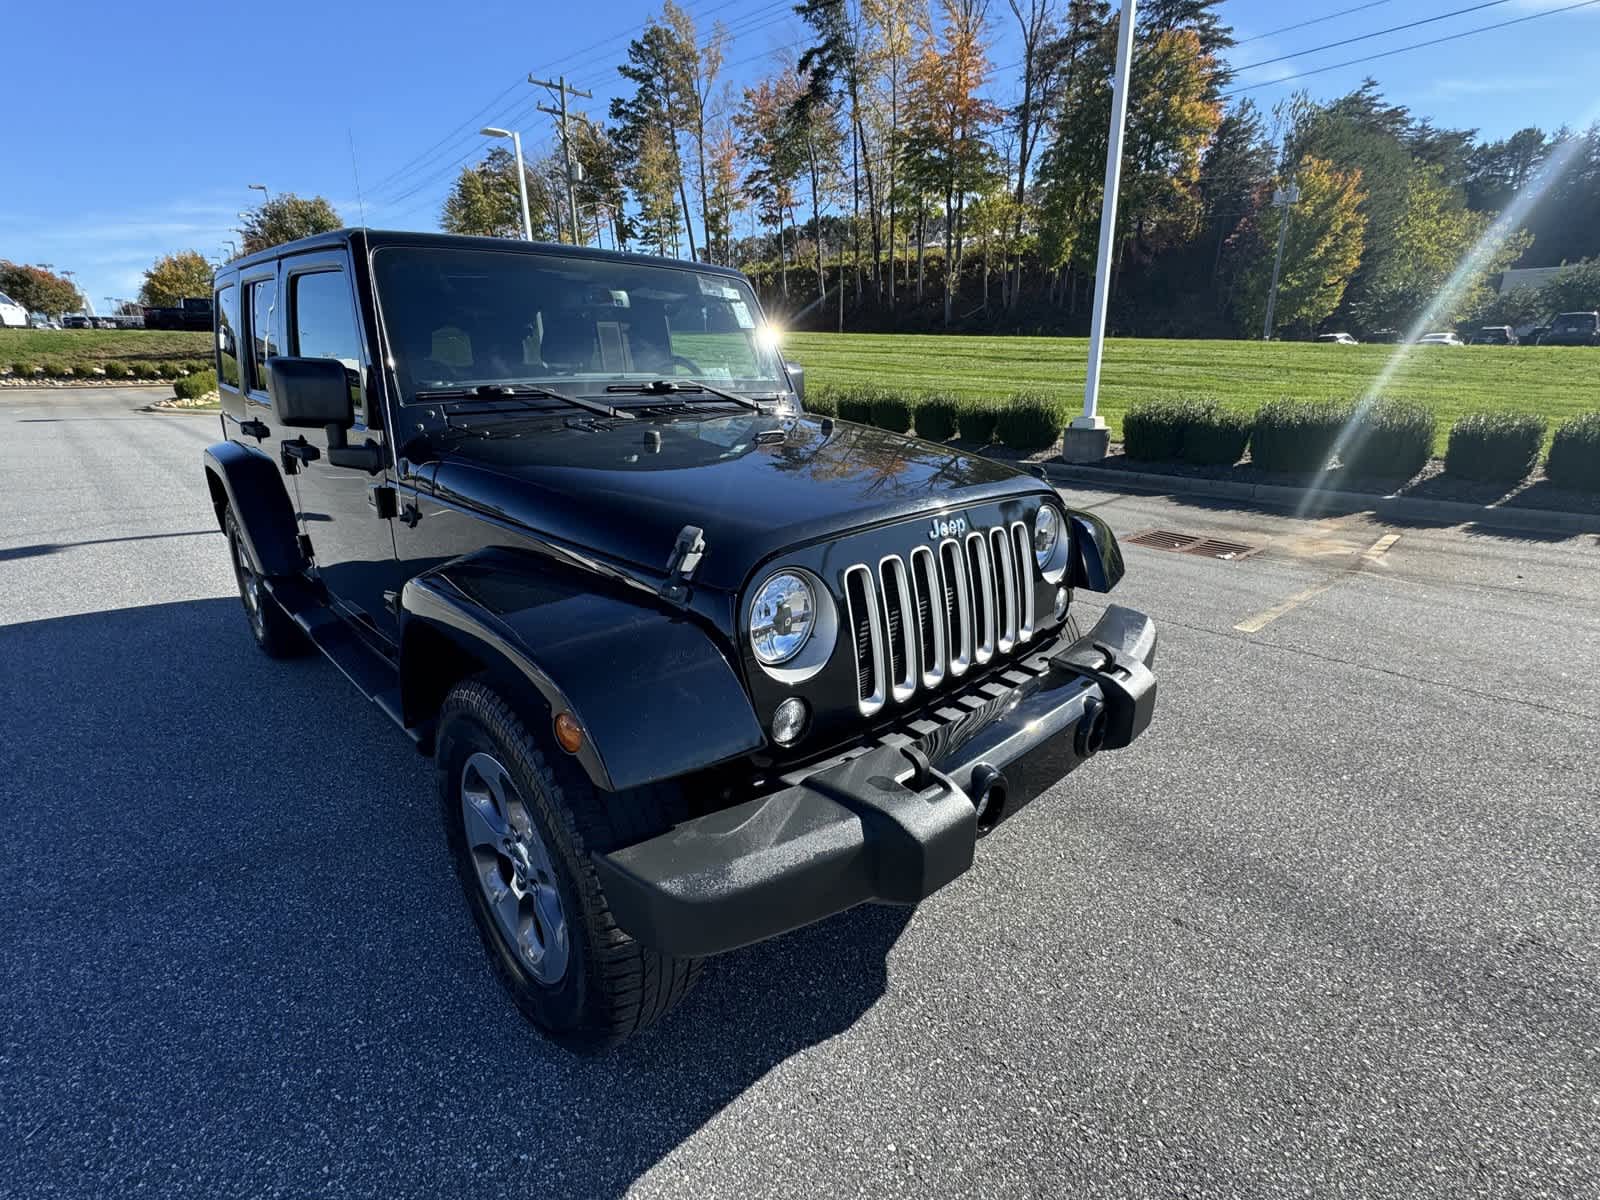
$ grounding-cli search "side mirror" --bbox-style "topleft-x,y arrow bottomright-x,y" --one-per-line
784,359 -> 805,406
267,356 -> 354,429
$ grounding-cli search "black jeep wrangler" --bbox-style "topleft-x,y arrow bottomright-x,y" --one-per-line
202,230 -> 1157,1049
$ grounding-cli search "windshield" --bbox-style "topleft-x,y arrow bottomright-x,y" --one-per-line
373,245 -> 785,402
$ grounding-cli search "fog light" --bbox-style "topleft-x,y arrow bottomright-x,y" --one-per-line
771,697 -> 809,746
1053,586 -> 1069,619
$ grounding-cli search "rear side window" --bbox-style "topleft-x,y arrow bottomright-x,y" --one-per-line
215,284 -> 240,389
246,277 -> 278,392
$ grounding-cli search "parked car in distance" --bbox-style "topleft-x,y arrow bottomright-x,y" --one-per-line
1415,331 -> 1464,346
61,314 -> 93,329
26,310 -> 59,330
0,290 -> 28,329
202,228 -> 1159,1049
1540,311 -> 1600,347
1469,326 -> 1517,346
1316,332 -> 1359,345
142,296 -> 213,331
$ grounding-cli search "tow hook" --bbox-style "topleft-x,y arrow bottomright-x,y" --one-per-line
969,764 -> 1008,834
1075,697 -> 1108,758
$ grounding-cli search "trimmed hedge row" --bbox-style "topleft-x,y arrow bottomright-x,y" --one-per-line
808,384 -> 1598,490
809,384 -> 1064,452
1445,414 -> 1545,483
2,358 -> 211,380
1547,413 -> 1600,492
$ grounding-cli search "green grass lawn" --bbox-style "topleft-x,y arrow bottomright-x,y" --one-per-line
784,332 -> 1600,453
0,328 -> 212,369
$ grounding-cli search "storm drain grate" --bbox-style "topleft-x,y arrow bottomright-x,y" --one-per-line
1126,530 -> 1260,561
1126,529 -> 1201,552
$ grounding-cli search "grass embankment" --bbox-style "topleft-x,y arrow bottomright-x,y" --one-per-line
784,332 -> 1600,455
0,329 -> 212,371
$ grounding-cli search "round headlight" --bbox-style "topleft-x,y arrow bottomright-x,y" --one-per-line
1033,506 -> 1061,569
750,571 -> 816,665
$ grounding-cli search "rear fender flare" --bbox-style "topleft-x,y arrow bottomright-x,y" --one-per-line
399,552 -> 765,792
202,441 -> 305,577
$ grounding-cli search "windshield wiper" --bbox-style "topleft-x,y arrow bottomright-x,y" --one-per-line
414,381 -> 633,420
605,379 -> 763,412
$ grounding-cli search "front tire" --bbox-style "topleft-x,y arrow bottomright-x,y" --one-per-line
223,508 -> 309,658
436,679 -> 701,1050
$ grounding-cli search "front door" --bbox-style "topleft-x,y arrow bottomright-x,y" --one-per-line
247,250 -> 399,639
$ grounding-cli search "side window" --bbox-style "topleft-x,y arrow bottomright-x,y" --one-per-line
246,278 -> 278,393
215,283 -> 240,389
292,270 -> 364,411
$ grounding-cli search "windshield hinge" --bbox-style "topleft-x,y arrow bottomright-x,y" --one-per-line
661,525 -> 706,606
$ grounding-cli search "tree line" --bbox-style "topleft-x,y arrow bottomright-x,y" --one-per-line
439,0 -> 1600,338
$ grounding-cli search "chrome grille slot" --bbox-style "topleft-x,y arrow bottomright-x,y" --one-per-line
991,527 -> 1018,654
843,565 -> 886,716
839,521 -> 1036,712
1011,521 -> 1035,642
878,555 -> 918,703
966,532 -> 996,665
939,538 -> 972,677
909,545 -> 945,689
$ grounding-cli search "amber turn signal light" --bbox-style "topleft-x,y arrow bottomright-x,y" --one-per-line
553,711 -> 584,754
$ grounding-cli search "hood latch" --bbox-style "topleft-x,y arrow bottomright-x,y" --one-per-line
661,525 -> 706,606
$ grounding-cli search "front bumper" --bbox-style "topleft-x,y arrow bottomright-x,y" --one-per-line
593,604 -> 1157,957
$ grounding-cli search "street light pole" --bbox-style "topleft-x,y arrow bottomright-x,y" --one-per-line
1068,0 -> 1137,462
1261,180 -> 1301,341
248,183 -> 270,205
481,127 -> 534,241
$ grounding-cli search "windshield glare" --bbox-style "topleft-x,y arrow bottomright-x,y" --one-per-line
373,246 -> 785,401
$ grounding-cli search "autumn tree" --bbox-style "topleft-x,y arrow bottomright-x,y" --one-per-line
1241,156 -> 1367,336
571,119 -> 631,249
613,12 -> 700,258
1350,166 -> 1530,331
0,261 -> 82,315
862,0 -> 918,304
737,73 -> 805,300
139,250 -> 213,306
239,194 -> 341,255
441,147 -> 563,240
903,0 -> 999,325
785,59 -> 847,302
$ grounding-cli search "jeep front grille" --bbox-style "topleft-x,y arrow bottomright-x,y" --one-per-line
845,523 -> 1035,716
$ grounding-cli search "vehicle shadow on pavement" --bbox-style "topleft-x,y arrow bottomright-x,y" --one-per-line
0,597 -> 908,1199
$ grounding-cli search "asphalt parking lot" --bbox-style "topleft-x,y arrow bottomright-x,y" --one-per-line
3,387 -> 1597,1198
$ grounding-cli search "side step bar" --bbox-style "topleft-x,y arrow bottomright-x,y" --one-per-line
264,576 -> 421,745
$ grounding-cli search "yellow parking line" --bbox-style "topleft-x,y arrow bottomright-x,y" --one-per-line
1234,533 -> 1399,634
1363,533 -> 1401,562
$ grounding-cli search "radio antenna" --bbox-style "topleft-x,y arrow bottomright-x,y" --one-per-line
348,128 -> 368,227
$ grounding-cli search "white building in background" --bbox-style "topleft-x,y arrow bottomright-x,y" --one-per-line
1497,264 -> 1577,294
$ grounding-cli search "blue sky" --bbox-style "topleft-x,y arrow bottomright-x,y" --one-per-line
2,0 -> 1595,311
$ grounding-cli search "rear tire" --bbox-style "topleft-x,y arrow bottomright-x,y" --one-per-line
436,679 -> 701,1051
223,508 -> 309,658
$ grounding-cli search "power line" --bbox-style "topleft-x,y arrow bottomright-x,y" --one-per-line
1232,0 -> 1514,73
1224,0 -> 1600,96
1234,0 -> 1402,48
365,0 -> 787,203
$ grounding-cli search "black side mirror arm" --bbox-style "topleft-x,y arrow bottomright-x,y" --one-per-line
324,422 -> 385,474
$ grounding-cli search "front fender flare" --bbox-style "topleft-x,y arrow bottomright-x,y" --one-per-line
202,441 -> 306,577
400,550 -> 765,792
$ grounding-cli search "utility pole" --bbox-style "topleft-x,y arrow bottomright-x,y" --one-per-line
1261,180 -> 1301,340
530,74 -> 592,246
1065,0 -> 1136,463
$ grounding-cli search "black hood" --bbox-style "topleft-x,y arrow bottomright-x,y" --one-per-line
417,410 -> 1044,590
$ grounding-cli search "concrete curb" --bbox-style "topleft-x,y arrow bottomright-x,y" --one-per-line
1041,462 -> 1600,537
